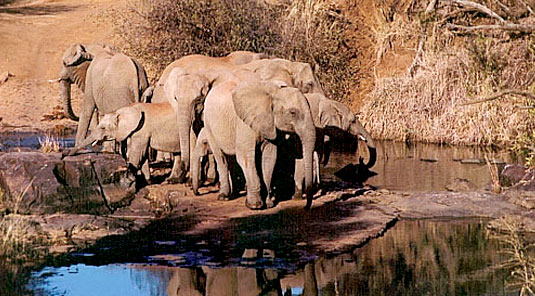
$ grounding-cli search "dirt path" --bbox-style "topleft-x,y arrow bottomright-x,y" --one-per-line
0,0 -> 122,133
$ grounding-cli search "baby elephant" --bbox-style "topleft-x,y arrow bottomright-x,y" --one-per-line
64,102 -> 184,186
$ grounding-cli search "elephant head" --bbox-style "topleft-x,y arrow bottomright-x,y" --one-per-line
64,106 -> 144,156
57,43 -> 117,121
224,50 -> 269,65
233,82 -> 317,204
164,68 -> 211,176
241,58 -> 324,95
315,96 -> 376,168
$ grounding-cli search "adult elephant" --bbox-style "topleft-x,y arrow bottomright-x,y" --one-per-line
162,55 -> 322,183
201,71 -> 316,209
55,43 -> 149,145
239,58 -> 324,95
292,93 -> 377,198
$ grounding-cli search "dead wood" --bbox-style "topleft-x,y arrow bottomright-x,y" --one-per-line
462,89 -> 535,105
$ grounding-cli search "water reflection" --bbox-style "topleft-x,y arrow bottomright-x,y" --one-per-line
325,141 -> 518,191
28,220 -> 516,295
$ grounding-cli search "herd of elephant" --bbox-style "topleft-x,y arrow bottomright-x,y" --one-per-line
57,42 -> 377,210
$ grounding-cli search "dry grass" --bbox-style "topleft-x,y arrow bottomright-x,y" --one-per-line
488,216 -> 535,295
360,10 -> 535,151
38,134 -> 60,153
0,179 -> 37,260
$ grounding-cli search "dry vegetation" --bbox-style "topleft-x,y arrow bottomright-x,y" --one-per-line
112,0 -> 358,101
359,0 -> 535,164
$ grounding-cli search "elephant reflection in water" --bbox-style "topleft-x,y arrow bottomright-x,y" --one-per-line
167,249 -> 282,296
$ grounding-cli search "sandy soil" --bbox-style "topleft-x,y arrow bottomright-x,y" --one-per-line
0,0 -> 122,133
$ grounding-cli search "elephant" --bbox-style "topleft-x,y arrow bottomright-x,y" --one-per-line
64,102 -> 183,186
202,73 -> 316,209
55,43 -> 150,146
239,58 -> 324,95
191,127 -> 213,195
292,93 -> 377,198
161,55 -> 323,185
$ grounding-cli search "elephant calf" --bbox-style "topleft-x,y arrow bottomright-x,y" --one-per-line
64,102 -> 184,186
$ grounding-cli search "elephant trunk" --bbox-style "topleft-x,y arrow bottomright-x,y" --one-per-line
350,122 -> 376,169
177,108 -> 192,178
64,132 -> 98,157
296,122 -> 316,209
60,75 -> 79,122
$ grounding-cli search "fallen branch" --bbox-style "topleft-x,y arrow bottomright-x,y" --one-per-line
445,0 -> 505,22
446,23 -> 535,33
462,89 -> 535,105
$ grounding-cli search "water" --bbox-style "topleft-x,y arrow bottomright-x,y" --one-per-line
0,132 -> 74,151
324,140 -> 518,191
26,220 -> 516,295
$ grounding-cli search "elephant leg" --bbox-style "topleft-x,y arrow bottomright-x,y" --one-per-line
293,159 -> 305,200
166,153 -> 184,184
74,95 -> 96,145
260,141 -> 277,208
126,137 -> 150,190
236,147 -> 263,210
205,131 -> 231,199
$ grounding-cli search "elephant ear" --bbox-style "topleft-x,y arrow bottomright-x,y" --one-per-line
232,82 -> 277,140
115,107 -> 144,142
63,43 -> 94,67
319,100 -> 353,130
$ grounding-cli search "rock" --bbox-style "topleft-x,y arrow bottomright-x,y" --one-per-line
500,164 -> 528,187
445,178 -> 477,192
0,152 -> 135,215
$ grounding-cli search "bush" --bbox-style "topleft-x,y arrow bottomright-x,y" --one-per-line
113,0 -> 357,101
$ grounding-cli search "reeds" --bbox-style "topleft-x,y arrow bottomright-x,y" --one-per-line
38,134 -> 60,153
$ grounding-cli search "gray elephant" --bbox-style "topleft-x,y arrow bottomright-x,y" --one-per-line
292,93 -> 377,198
162,55 -> 323,185
64,102 -> 183,186
239,58 -> 324,95
55,43 -> 149,146
202,72 -> 316,209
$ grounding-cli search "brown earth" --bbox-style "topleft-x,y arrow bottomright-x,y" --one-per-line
0,0 -> 123,133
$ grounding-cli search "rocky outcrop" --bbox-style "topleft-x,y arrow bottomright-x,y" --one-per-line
0,152 -> 135,215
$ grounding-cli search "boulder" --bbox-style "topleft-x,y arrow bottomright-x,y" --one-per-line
0,152 -> 135,215
500,164 -> 529,187
445,178 -> 477,192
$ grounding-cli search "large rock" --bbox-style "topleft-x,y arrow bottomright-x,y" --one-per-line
0,152 -> 135,215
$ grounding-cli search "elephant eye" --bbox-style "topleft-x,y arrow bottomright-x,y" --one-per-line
288,108 -> 298,117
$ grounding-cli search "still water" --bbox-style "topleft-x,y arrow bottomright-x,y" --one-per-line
0,136 -> 521,295
27,220 -> 514,295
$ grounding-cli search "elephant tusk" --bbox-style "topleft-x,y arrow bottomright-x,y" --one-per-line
91,140 -> 98,146
358,135 -> 367,142
48,78 -> 62,83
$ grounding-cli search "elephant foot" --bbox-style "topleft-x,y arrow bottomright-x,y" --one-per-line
265,195 -> 276,209
217,193 -> 231,201
245,198 -> 264,210
165,176 -> 184,184
292,188 -> 304,200
192,188 -> 200,196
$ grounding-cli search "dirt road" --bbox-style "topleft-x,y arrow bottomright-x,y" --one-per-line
0,0 -> 122,133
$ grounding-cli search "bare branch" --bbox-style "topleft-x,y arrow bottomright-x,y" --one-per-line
462,89 -> 535,105
446,23 -> 535,33
445,0 -> 506,22
425,0 -> 438,14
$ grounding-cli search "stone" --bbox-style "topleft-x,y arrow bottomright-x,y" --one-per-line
0,152 -> 134,215
445,178 -> 477,192
500,164 -> 529,187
